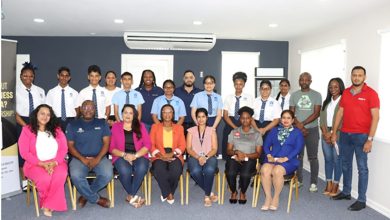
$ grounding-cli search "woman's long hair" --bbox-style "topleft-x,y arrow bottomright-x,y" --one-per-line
138,69 -> 157,88
322,78 -> 345,111
122,104 -> 142,139
276,79 -> 290,100
29,104 -> 60,137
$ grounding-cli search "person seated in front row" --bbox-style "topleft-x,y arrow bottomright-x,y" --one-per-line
149,104 -> 186,204
18,104 -> 68,217
226,106 -> 262,205
260,110 -> 304,211
109,104 -> 150,208
186,108 -> 218,207
66,100 -> 113,208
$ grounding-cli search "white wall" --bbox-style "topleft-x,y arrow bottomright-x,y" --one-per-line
288,4 -> 390,218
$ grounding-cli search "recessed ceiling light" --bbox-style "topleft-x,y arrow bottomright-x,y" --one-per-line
90,32 -> 96,35
268,23 -> 278,28
33,18 -> 45,23
114,19 -> 124,24
193,21 -> 202,25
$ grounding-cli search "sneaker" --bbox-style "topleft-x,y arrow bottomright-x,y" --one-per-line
309,183 -> 318,192
293,181 -> 303,189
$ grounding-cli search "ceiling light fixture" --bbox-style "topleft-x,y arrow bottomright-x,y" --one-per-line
193,21 -> 202,25
114,19 -> 124,24
33,18 -> 45,23
269,23 -> 278,28
90,32 -> 96,35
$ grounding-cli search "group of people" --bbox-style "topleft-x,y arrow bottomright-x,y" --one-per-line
16,62 -> 379,217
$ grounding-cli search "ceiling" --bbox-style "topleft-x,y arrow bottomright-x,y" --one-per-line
2,0 -> 389,40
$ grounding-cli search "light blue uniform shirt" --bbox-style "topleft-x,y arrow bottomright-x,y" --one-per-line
190,91 -> 223,117
112,89 -> 145,120
151,95 -> 186,121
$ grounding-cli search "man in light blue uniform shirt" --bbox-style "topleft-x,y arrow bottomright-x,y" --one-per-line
112,72 -> 144,121
151,79 -> 186,125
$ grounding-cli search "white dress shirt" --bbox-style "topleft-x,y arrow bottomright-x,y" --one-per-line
223,93 -> 254,116
277,93 -> 291,111
253,96 -> 282,121
16,83 -> 45,117
77,85 -> 110,119
326,96 -> 341,127
104,87 -> 121,116
46,85 -> 79,118
36,131 -> 58,161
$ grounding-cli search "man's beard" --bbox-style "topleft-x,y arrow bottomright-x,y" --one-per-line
184,82 -> 194,87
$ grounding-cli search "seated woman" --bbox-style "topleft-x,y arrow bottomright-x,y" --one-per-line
186,108 -> 218,207
226,106 -> 262,205
109,104 -> 150,208
150,104 -> 186,204
260,110 -> 304,211
18,104 -> 68,217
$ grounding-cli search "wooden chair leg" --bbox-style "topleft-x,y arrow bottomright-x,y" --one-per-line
252,174 -> 258,207
143,175 -> 148,205
295,176 -> 299,200
148,172 -> 152,205
217,172 -> 221,205
66,176 -> 76,210
287,177 -> 294,213
110,179 -> 115,207
26,181 -> 31,206
254,175 -> 261,208
32,183 -> 40,217
73,185 -> 77,210
180,174 -> 184,205
186,170 -> 189,205
221,173 -> 225,205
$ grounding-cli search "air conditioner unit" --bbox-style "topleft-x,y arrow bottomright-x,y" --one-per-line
123,32 -> 216,51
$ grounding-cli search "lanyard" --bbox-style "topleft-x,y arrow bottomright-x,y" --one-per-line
198,126 -> 206,147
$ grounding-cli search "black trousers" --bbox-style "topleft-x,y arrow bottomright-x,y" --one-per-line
152,159 -> 183,198
222,117 -> 241,160
225,158 -> 256,194
17,116 -> 30,167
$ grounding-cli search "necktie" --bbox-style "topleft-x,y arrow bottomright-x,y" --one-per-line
27,89 -> 34,114
281,97 -> 285,110
125,91 -> 130,104
207,94 -> 212,115
234,96 -> 241,120
166,98 -> 171,105
259,100 -> 267,123
61,89 -> 67,121
92,89 -> 98,118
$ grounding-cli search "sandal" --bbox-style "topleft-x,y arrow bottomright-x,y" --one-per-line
210,192 -> 218,203
42,207 -> 52,217
128,196 -> 145,208
204,197 -> 212,207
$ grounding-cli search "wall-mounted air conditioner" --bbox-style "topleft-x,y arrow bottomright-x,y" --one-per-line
123,32 -> 216,51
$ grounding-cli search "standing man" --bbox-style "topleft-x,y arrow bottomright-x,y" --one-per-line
290,72 -> 322,192
331,66 -> 380,211
77,65 -> 110,120
112,72 -> 144,121
46,66 -> 79,131
66,100 -> 113,208
15,62 -> 45,190
174,70 -> 202,134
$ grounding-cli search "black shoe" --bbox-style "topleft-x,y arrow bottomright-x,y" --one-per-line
238,199 -> 247,205
348,201 -> 366,211
229,199 -> 238,204
331,193 -> 351,200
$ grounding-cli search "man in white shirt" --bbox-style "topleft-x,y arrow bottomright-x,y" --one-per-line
15,62 -> 45,189
77,65 -> 110,120
46,66 -> 79,131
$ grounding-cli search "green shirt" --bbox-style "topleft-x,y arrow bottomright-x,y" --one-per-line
290,89 -> 322,128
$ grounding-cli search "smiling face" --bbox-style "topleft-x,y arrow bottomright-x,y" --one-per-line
143,71 -> 154,87
121,75 -> 133,90
161,105 -> 174,122
239,111 -> 252,127
260,84 -> 271,99
163,82 -> 175,97
88,71 -> 101,87
183,71 -> 195,87
279,81 -> 290,95
122,106 -> 134,123
204,77 -> 215,93
234,79 -> 245,94
280,111 -> 294,128
20,69 -> 34,88
37,106 -> 51,127
329,80 -> 341,98
196,111 -> 208,126
105,72 -> 116,87
80,101 -> 96,120
351,69 -> 366,87
58,70 -> 71,87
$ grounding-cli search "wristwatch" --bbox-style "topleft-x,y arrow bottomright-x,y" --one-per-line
367,136 -> 374,142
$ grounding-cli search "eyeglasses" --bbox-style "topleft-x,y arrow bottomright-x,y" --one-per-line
82,106 -> 95,110
261,87 -> 271,91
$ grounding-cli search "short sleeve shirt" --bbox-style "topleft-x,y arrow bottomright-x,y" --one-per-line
135,86 -> 164,124
228,127 -> 263,154
290,89 -> 322,128
46,85 -> 78,118
223,93 -> 254,116
174,86 -> 202,123
66,118 -> 111,157
151,95 -> 187,121
253,97 -> 282,121
190,91 -> 223,117
16,84 -> 45,117
112,89 -> 145,120
77,85 -> 110,119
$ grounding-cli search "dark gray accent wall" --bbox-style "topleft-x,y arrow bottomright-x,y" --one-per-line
5,36 -> 288,92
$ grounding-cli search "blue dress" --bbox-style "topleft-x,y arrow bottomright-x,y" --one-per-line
263,126 -> 304,174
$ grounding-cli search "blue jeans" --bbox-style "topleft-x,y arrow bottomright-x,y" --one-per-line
114,157 -> 149,196
321,138 -> 342,182
339,132 -> 368,202
187,156 -> 218,196
69,157 -> 113,203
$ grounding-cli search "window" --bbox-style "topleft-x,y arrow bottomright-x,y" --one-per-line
121,54 -> 174,88
300,42 -> 346,99
221,51 -> 260,99
376,31 -> 390,142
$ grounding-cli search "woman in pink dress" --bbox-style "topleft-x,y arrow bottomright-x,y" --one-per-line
18,104 -> 68,217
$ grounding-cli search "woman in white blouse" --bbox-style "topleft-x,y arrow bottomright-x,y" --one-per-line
275,79 -> 291,111
18,104 -> 68,217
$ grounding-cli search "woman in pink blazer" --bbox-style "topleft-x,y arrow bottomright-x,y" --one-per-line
109,104 -> 150,208
18,104 -> 68,217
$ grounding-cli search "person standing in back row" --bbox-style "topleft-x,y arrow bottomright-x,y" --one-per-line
331,66 -> 380,211
290,72 -> 322,192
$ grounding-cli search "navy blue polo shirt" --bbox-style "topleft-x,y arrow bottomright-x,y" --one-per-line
135,85 -> 164,125
66,118 -> 111,157
174,85 -> 202,123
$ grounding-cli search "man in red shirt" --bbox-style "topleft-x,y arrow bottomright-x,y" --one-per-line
331,66 -> 380,211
